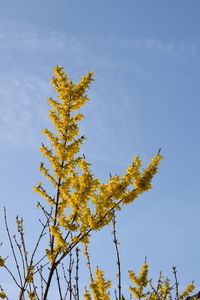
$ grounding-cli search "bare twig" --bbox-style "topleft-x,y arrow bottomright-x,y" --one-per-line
4,264 -> 21,289
75,248 -> 80,300
68,250 -> 74,300
112,211 -> 122,300
37,202 -> 52,220
33,255 -> 48,269
17,217 -> 28,269
19,214 -> 52,300
4,207 -> 23,287
62,263 -> 69,300
172,266 -> 179,300
38,265 -> 45,299
114,288 -> 118,300
13,234 -> 26,279
56,267 -> 63,300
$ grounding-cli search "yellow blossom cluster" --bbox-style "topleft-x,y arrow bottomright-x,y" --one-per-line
16,216 -> 23,231
129,262 -> 149,299
28,292 -> 37,300
0,257 -> 5,267
33,65 -> 163,262
83,268 -> 112,300
0,291 -> 7,299
49,225 -> 68,251
45,248 -> 56,263
26,266 -> 34,284
128,262 -> 195,300
179,282 -> 195,300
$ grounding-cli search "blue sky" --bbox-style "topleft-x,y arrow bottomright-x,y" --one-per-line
0,1 -> 200,298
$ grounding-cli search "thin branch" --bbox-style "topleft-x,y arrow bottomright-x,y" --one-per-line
62,263 -> 69,300
112,211 -> 122,300
30,217 -> 50,266
172,266 -> 179,300
17,217 -> 28,269
32,282 -> 40,300
75,248 -> 80,300
149,279 -> 162,300
33,255 -> 48,269
13,235 -> 26,280
56,197 -> 124,267
84,244 -> 93,283
4,207 -> 23,287
3,265 -> 21,289
37,202 -> 52,220
19,213 -> 52,300
38,265 -> 45,299
56,267 -> 63,300
68,250 -> 74,300
114,289 -> 118,300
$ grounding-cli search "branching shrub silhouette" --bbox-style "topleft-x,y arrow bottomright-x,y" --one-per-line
0,66 -> 194,299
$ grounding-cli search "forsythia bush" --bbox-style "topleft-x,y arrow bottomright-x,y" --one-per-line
0,66 -> 194,299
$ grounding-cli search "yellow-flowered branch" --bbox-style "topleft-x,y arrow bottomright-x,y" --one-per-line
0,65 -> 195,300
127,263 -> 195,300
83,262 -> 195,300
84,268 -> 112,300
33,65 -> 163,264
31,65 -> 164,300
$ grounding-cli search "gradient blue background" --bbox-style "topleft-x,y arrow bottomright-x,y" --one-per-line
0,1 -> 200,298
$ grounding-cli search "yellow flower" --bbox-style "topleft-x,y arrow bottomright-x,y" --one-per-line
35,66 -> 163,261
129,262 -> 149,299
28,292 -> 36,300
83,290 -> 92,300
0,291 -> 7,299
0,257 -> 5,267
26,266 -> 34,283
180,282 -> 195,299
85,268 -> 112,300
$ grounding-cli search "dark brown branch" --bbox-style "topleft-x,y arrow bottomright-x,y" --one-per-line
172,266 -> 179,300
112,211 -> 122,300
37,202 -> 52,220
68,250 -> 74,300
38,266 -> 44,299
62,263 -> 69,300
56,267 -> 63,300
4,264 -> 21,289
75,248 -> 80,300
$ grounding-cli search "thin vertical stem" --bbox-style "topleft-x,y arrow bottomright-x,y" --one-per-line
75,248 -> 80,300
4,207 -> 23,287
172,266 -> 179,300
112,211 -> 122,300
68,250 -> 74,300
84,244 -> 93,283
56,267 -> 63,300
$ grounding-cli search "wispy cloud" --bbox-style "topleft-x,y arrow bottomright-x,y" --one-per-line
131,37 -> 199,56
0,18 -> 199,148
103,33 -> 200,59
0,72 -> 48,145
0,19 -> 84,146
